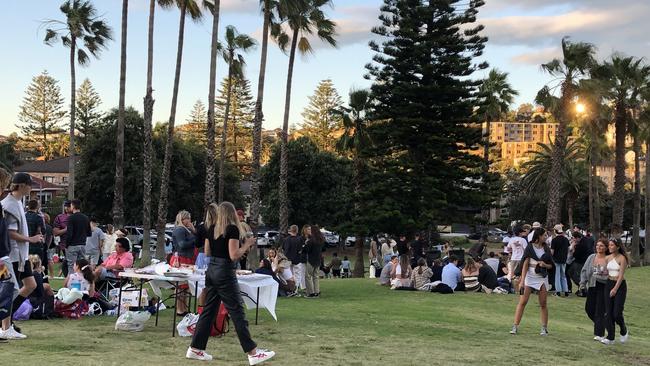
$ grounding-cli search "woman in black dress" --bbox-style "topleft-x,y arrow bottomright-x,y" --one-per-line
186,202 -> 275,364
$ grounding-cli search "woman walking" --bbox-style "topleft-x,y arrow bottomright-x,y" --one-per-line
601,239 -> 629,345
304,225 -> 324,298
186,202 -> 275,364
579,238 -> 608,341
510,228 -> 554,336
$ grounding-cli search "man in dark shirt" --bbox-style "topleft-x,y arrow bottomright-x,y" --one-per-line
25,200 -> 47,276
477,261 -> 499,291
396,235 -> 409,257
64,199 -> 91,278
551,224 -> 570,297
410,233 -> 427,263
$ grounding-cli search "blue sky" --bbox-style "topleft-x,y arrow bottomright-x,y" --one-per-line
2,0 -> 649,136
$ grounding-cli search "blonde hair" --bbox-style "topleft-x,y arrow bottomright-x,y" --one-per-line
204,203 -> 218,227
214,202 -> 243,240
28,254 -> 42,273
107,224 -> 114,235
0,167 -> 10,190
175,210 -> 191,226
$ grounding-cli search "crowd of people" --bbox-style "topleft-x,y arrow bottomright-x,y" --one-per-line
0,166 -> 633,355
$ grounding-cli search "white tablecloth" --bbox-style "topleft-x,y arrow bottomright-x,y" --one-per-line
120,272 -> 279,321
187,273 -> 279,321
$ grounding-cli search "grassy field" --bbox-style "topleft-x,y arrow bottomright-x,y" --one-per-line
3,266 -> 650,366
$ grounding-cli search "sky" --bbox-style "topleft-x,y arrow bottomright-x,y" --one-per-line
1,0 -> 649,136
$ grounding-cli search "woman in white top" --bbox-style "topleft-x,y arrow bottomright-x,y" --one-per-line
510,228 -> 553,336
268,249 -> 296,295
102,224 -> 117,259
600,239 -> 629,345
63,257 -> 96,297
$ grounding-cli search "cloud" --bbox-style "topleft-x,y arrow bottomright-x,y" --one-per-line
511,47 -> 561,66
221,0 -> 259,14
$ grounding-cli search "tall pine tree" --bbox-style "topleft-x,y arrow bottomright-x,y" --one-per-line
182,99 -> 208,145
17,70 -> 67,151
76,78 -> 104,139
364,0 -> 488,234
216,76 -> 255,176
300,79 -> 344,152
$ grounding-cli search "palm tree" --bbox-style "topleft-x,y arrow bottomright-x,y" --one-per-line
204,0 -> 221,207
155,0 -> 203,260
337,89 -> 371,278
639,99 -> 650,264
538,37 -> 595,227
477,69 -> 518,221
521,140 -> 586,227
142,0 -> 174,266
576,79 -> 612,236
277,0 -> 337,233
43,0 -> 113,199
218,26 -> 256,203
591,56 -> 647,239
112,0 -> 129,229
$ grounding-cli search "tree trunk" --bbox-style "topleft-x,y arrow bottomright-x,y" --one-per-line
612,103 -> 627,238
567,197 -> 574,230
68,36 -> 77,199
204,0 -> 221,208
249,0 -> 270,232
594,164 -> 601,236
588,160 -> 595,235
156,2 -> 187,260
631,133 -> 641,266
218,66 -> 233,203
142,0 -> 156,266
481,119 -> 491,222
233,114 -> 238,164
546,83 -> 571,227
278,28 -> 299,234
645,140 -> 650,265
112,0 -> 128,229
352,150 -> 364,278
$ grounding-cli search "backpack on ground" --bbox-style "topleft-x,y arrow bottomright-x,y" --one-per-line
198,302 -> 229,337
54,298 -> 88,319
29,294 -> 54,320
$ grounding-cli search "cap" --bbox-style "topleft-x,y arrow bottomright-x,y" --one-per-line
63,200 -> 72,207
11,172 -> 33,185
554,224 -> 564,234
532,222 -> 541,229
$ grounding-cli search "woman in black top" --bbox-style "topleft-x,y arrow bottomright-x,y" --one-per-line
187,202 -> 275,365
304,225 -> 324,298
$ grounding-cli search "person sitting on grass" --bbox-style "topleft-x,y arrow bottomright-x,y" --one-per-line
462,257 -> 481,292
477,257 -> 499,293
64,257 -> 96,297
431,255 -> 463,294
430,259 -> 444,282
379,255 -> 397,286
269,250 -> 296,297
94,237 -> 134,280
28,255 -> 53,298
341,256 -> 352,278
390,255 -> 412,289
329,252 -> 342,278
410,258 -> 433,290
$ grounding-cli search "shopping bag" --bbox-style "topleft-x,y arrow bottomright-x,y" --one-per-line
118,286 -> 149,311
115,310 -> 151,332
176,313 -> 199,337
12,299 -> 33,321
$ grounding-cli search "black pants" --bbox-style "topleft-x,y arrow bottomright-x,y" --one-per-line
585,282 -> 606,337
191,258 -> 257,353
604,279 -> 627,341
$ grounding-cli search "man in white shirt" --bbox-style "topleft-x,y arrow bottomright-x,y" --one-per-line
506,227 -> 528,280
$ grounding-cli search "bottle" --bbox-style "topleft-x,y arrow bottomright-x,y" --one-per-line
71,278 -> 81,291
172,252 -> 180,268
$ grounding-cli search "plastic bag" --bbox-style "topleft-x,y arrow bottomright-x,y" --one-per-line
176,313 -> 199,337
115,310 -> 151,332
55,288 -> 84,305
12,299 -> 33,320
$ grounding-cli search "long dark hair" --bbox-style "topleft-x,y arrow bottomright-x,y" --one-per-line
310,225 -> 324,245
531,228 -> 546,245
76,258 -> 95,284
608,238 -> 629,262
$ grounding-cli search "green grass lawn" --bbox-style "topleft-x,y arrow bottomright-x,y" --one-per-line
3,267 -> 650,366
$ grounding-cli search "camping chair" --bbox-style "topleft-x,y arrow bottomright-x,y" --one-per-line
96,275 -> 130,303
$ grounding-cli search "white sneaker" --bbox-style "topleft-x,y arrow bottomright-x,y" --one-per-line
186,347 -> 213,361
620,332 -> 629,344
600,338 -> 615,345
0,326 -> 27,340
540,327 -> 548,336
509,325 -> 518,335
248,349 -> 275,365
593,336 -> 604,342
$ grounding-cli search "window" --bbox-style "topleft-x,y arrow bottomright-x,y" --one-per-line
37,192 -> 52,205
61,176 -> 68,184
43,176 -> 55,183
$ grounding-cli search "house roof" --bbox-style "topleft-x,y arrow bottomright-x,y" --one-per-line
15,157 -> 72,174
30,176 -> 65,191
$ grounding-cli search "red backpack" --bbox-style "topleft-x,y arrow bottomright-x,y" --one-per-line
198,303 -> 229,337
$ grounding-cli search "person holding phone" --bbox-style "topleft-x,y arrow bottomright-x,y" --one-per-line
186,202 -> 275,364
510,227 -> 553,336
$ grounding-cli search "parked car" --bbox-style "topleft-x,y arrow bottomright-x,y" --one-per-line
321,229 -> 340,247
256,229 -> 280,248
124,226 -> 172,256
